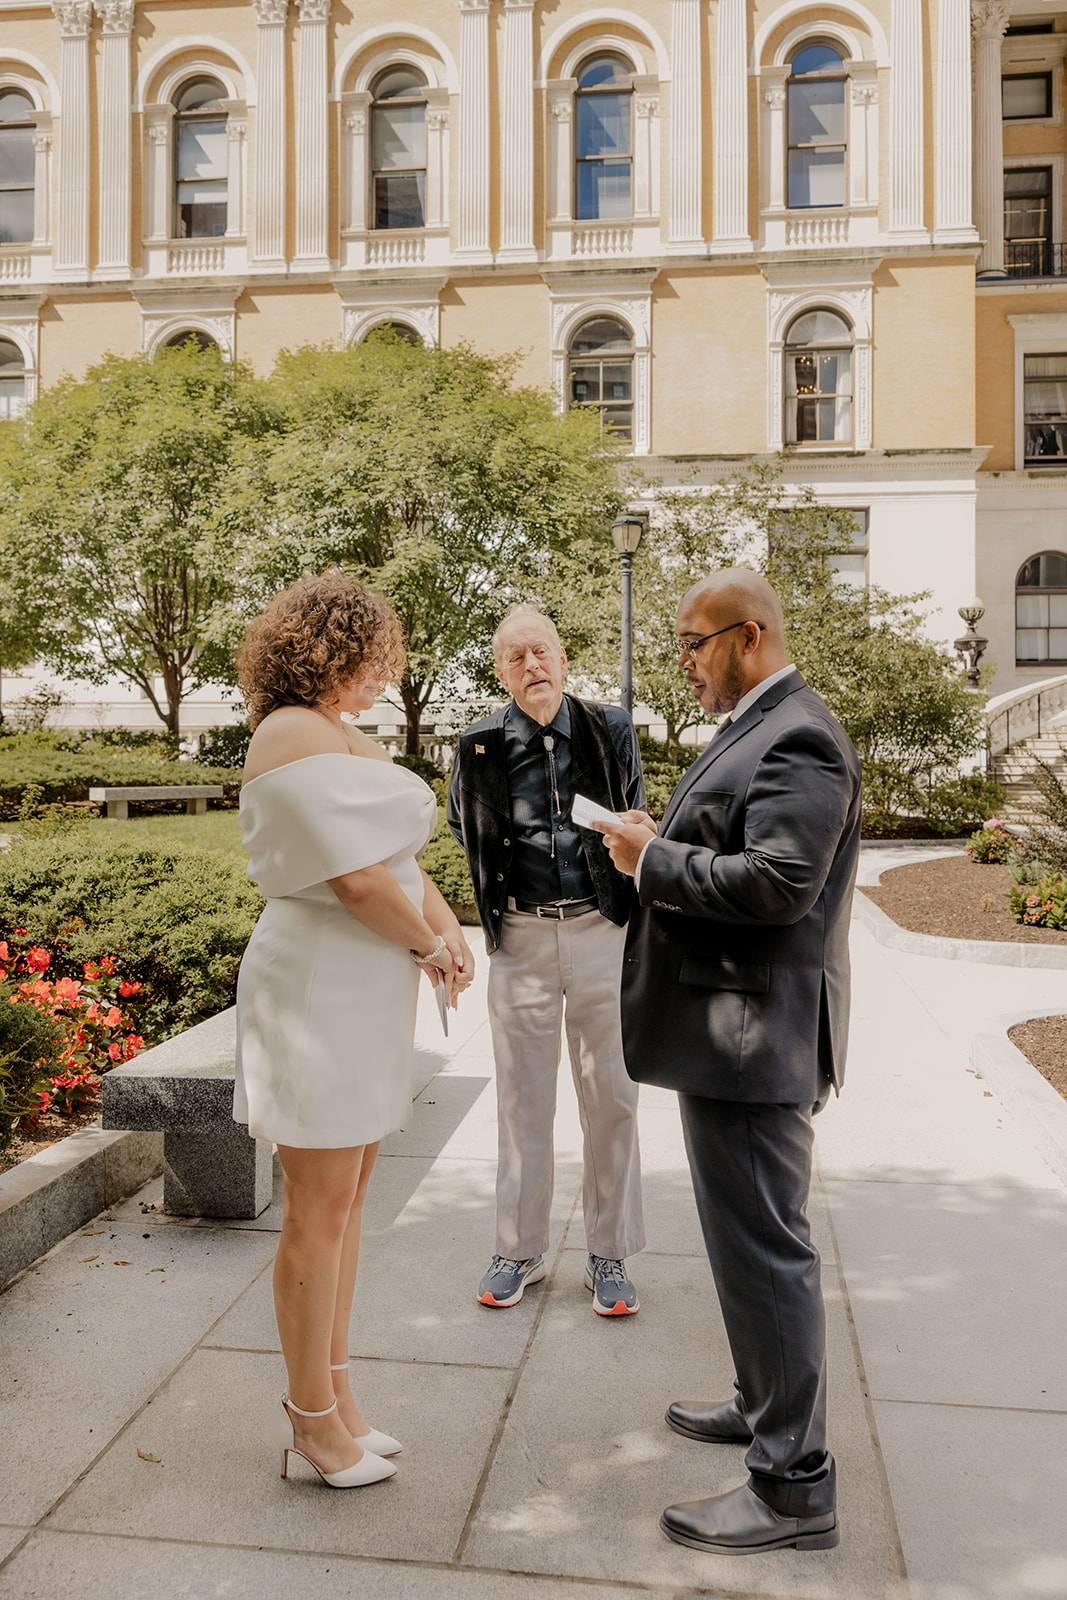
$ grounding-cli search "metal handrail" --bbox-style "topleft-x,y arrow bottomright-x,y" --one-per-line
986,673 -> 1067,759
1005,241 -> 1067,278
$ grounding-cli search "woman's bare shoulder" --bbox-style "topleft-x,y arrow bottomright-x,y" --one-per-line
243,706 -> 348,782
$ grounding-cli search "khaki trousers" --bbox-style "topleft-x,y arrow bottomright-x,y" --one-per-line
487,909 -> 645,1261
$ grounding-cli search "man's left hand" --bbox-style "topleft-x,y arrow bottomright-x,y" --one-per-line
593,819 -> 657,878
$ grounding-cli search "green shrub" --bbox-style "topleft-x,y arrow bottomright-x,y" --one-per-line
0,985 -> 65,1152
0,746 -> 239,811
921,773 -> 1005,837
395,751 -> 445,785
0,836 -> 263,1040
197,722 -> 251,769
1009,873 -> 1067,930
420,808 -> 477,915
966,820 -> 1018,864
1017,746 -> 1067,879
638,732 -> 700,820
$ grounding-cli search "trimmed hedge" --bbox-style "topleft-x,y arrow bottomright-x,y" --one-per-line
421,807 -> 477,915
0,836 -> 263,1041
0,744 -> 239,810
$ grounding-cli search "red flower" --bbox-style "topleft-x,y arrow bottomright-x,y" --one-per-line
101,1005 -> 122,1028
108,1041 -> 122,1061
0,941 -> 8,962
24,947 -> 51,972
82,963 -> 100,980
124,1035 -> 144,1058
54,976 -> 82,1003
118,980 -> 141,997
13,928 -> 27,937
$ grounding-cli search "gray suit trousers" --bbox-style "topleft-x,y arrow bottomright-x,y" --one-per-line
678,1093 -> 836,1517
487,910 -> 645,1262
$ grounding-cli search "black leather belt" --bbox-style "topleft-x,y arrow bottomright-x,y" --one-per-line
511,897 -> 598,920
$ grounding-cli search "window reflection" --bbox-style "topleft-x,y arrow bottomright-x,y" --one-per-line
372,67 -> 426,230
174,77 -> 228,238
0,89 -> 35,246
575,54 -> 632,221
784,309 -> 853,445
787,44 -> 846,209
568,316 -> 633,441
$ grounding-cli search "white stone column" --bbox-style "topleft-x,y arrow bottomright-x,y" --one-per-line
224,105 -> 248,237
252,0 -> 289,271
936,0 -> 978,240
143,107 -> 173,240
425,89 -> 450,230
52,1 -> 92,278
32,123 -> 53,245
710,0 -> 751,251
95,0 -> 134,279
971,1 -> 1011,273
456,0 -> 492,258
761,72 -> 787,213
889,0 -> 926,238
546,82 -> 574,224
499,0 -> 536,260
340,93 -> 369,233
633,78 -> 660,220
669,0 -> 702,248
293,0 -> 330,270
849,67 -> 878,210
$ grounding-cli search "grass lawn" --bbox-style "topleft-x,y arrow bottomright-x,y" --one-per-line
84,809 -> 245,858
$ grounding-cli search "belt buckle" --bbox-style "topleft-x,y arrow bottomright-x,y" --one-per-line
535,904 -> 563,920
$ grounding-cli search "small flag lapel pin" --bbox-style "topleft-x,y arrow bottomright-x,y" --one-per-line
475,744 -> 485,754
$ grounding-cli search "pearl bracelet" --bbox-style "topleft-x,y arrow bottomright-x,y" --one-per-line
412,934 -> 448,966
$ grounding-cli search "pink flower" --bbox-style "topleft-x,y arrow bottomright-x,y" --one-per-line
983,819 -> 999,831
107,1041 -> 122,1062
118,980 -> 141,998
101,1006 -> 122,1028
0,941 -> 7,962
53,976 -> 82,1003
24,947 -> 50,972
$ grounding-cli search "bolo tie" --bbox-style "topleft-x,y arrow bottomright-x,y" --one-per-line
543,734 -> 561,860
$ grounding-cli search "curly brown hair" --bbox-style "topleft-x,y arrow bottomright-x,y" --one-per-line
236,569 -> 406,728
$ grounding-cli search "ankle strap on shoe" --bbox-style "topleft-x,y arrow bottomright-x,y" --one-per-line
284,1394 -> 338,1418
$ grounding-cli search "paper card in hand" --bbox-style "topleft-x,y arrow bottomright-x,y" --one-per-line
572,793 -> 621,830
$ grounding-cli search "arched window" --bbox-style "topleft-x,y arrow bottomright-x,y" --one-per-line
364,321 -> 421,346
0,89 -> 35,244
174,76 -> 228,238
785,309 -> 852,445
163,329 -> 219,353
0,338 -> 26,419
1016,552 -> 1067,663
787,43 -> 847,209
568,317 -> 633,441
371,67 -> 426,230
575,54 -> 633,221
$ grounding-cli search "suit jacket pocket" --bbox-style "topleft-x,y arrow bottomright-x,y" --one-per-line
677,956 -> 770,992
687,789 -> 734,806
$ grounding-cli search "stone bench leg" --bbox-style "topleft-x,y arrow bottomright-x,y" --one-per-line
162,1125 -> 273,1218
108,800 -> 129,820
186,798 -> 208,815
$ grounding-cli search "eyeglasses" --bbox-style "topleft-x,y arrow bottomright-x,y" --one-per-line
675,621 -> 764,661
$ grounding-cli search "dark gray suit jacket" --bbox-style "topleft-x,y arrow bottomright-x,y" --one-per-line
621,672 -> 861,1105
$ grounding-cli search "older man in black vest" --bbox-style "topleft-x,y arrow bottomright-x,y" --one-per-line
448,607 -> 646,1315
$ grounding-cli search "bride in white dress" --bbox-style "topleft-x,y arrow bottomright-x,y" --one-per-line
234,570 -> 475,1489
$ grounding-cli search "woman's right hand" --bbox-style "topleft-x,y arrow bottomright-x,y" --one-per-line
418,940 -> 457,1006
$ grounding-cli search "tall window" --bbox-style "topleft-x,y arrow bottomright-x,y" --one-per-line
787,43 -> 847,209
371,67 -> 426,230
1005,168 -> 1053,276
0,89 -> 35,245
829,509 -> 869,588
575,54 -> 632,221
174,77 -> 227,238
1023,355 -> 1067,463
784,309 -> 853,445
1016,552 -> 1067,663
0,338 -> 25,419
568,317 -> 633,441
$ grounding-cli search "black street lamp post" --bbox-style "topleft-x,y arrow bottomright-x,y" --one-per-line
611,513 -> 644,716
954,599 -> 988,690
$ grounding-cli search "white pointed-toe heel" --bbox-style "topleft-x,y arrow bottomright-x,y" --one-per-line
330,1362 -> 403,1456
272,1395 -> 396,1487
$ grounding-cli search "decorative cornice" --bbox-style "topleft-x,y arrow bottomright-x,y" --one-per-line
253,0 -> 289,23
296,0 -> 329,19
52,1 -> 92,38
970,1 -> 1011,45
458,0 -> 491,11
95,0 -> 134,34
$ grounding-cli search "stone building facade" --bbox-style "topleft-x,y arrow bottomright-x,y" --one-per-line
0,0 -> 1066,722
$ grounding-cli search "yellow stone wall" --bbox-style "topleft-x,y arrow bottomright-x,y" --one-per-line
651,269 -> 767,453
873,258 -> 976,447
38,297 -> 144,386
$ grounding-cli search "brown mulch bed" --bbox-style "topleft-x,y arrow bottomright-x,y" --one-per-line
862,854 -> 1067,946
1008,1017 -> 1067,1101
0,1093 -> 102,1176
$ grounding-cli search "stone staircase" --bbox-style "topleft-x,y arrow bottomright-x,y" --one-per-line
986,674 -> 1067,824
991,730 -> 1067,823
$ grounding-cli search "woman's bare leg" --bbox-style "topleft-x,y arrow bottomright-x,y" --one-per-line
330,1141 -> 379,1436
274,1143 -> 370,1473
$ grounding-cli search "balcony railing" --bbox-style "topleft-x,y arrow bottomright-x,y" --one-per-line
1005,240 -> 1067,278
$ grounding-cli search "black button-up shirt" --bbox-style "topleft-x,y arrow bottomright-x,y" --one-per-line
503,698 -> 595,905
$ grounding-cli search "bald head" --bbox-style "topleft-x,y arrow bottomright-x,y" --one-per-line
676,567 -> 789,716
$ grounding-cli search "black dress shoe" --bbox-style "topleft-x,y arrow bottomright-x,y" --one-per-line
661,1483 -> 839,1554
665,1399 -> 753,1444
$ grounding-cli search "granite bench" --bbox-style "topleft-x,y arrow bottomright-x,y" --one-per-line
101,1007 -> 272,1219
89,784 -> 224,820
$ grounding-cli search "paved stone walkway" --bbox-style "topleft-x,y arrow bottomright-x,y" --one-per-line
1,847 -> 1065,1600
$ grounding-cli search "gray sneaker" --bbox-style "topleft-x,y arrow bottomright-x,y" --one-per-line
585,1254 -> 640,1315
477,1254 -> 546,1308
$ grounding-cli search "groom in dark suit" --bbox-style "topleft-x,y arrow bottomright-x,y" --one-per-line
597,568 -> 861,1555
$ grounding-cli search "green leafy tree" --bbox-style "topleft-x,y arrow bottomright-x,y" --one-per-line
0,341 -> 277,734
213,334 -> 623,753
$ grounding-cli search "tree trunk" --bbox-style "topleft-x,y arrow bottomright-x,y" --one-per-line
400,673 -> 430,757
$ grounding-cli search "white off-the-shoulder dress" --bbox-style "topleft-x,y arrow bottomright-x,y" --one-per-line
233,752 -> 437,1149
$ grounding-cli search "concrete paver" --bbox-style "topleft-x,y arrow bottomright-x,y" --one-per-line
1,849 -> 1065,1600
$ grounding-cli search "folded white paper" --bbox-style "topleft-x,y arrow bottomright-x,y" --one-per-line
434,974 -> 449,1036
572,793 -> 622,830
